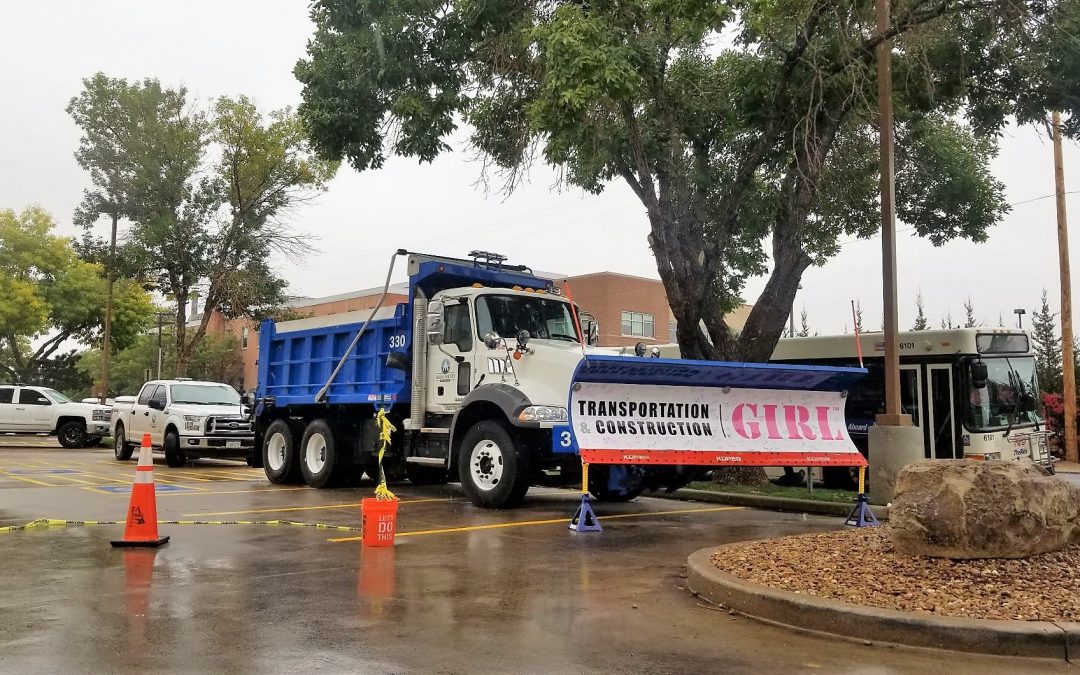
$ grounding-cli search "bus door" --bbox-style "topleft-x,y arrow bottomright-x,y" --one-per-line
926,364 -> 957,459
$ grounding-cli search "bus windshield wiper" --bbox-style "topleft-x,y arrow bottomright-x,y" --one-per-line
1002,356 -> 1022,440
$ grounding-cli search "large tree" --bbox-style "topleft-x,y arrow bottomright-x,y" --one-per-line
68,76 -> 337,375
293,0 -> 1075,362
0,206 -> 153,384
1032,289 -> 1063,394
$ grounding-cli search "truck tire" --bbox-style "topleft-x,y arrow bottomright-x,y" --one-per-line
57,420 -> 86,449
164,429 -> 187,467
113,423 -> 134,461
588,466 -> 645,502
457,420 -> 532,508
262,419 -> 301,484
406,463 -> 449,485
822,466 -> 858,491
300,419 -> 339,489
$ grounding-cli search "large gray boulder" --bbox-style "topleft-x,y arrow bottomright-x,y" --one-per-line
890,460 -> 1080,559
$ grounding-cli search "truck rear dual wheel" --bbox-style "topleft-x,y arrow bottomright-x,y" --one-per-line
300,419 -> 341,489
457,420 -> 532,509
263,419 -> 302,484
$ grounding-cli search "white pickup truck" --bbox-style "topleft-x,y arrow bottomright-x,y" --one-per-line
111,379 -> 255,466
0,384 -> 112,448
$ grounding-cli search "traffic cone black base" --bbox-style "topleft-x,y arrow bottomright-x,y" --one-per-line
111,535 -> 170,548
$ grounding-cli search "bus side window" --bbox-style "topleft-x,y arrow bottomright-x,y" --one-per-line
900,369 -> 920,426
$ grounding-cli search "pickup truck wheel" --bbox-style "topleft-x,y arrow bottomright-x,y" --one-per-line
457,420 -> 532,509
164,430 -> 187,467
405,463 -> 449,485
58,420 -> 86,449
300,419 -> 339,489
262,420 -> 301,484
113,424 -> 134,461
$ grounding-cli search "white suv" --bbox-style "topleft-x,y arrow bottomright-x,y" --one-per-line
0,384 -> 111,448
111,379 -> 254,466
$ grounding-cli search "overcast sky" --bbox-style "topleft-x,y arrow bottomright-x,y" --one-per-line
2,1 -> 1077,337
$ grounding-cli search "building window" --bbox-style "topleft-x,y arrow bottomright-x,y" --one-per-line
241,327 -> 249,350
621,311 -> 654,338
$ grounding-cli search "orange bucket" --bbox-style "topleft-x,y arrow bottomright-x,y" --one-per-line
361,498 -> 399,547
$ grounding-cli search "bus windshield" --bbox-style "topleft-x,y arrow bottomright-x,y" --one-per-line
475,295 -> 580,343
965,357 -> 1042,432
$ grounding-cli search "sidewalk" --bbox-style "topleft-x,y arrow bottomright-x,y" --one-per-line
1055,460 -> 1080,473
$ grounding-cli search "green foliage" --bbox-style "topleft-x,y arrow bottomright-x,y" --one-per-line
963,297 -> 978,328
68,76 -> 338,375
912,292 -> 929,331
796,308 -> 811,338
854,301 -> 864,334
0,206 -> 154,383
79,331 -> 243,396
1032,289 -> 1063,394
295,0 -> 1069,361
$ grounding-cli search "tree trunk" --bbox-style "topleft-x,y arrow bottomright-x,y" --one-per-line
173,291 -> 189,377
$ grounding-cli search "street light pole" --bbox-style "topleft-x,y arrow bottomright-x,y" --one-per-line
875,0 -> 908,428
1052,110 -> 1078,463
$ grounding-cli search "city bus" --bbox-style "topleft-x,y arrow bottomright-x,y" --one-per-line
654,328 -> 1052,488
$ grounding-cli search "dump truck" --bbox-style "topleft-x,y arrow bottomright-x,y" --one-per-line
253,250 -> 867,508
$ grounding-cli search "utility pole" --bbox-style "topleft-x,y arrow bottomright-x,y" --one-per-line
1053,111 -> 1077,463
875,0 -> 908,428
98,214 -> 118,404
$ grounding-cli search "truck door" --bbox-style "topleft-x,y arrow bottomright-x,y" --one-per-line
129,384 -> 157,441
148,385 -> 168,445
0,386 -> 14,428
427,299 -> 476,414
15,388 -> 54,432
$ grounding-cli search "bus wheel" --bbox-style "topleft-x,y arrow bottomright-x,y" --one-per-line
300,419 -> 339,489
822,466 -> 859,491
457,420 -> 531,509
263,419 -> 301,484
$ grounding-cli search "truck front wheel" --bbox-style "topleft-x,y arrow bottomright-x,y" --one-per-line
57,420 -> 86,449
300,419 -> 339,489
457,420 -> 532,509
262,419 -> 301,484
164,430 -> 187,467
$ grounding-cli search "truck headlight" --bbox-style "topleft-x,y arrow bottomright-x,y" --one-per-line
183,415 -> 205,432
517,406 -> 568,422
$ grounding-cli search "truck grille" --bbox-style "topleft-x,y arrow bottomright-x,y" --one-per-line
206,416 -> 253,436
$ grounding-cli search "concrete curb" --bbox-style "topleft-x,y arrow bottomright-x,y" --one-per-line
687,546 -> 1077,660
654,488 -> 889,520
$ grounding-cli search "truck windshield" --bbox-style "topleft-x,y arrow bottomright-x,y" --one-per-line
965,357 -> 1042,432
475,295 -> 580,343
42,388 -> 72,404
171,384 -> 241,405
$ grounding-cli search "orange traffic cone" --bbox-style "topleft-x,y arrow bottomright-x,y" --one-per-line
111,434 -> 170,548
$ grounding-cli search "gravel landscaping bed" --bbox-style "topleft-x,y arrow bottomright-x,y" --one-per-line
711,527 -> 1080,622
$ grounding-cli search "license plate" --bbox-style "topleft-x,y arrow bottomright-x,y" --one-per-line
226,440 -> 241,449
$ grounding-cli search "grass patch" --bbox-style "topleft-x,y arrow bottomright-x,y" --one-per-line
687,481 -> 857,504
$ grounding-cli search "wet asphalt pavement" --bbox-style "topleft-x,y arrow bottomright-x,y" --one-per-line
0,441 -> 1072,673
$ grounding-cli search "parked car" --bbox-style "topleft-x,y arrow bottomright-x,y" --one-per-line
0,384 -> 111,448
111,379 -> 254,466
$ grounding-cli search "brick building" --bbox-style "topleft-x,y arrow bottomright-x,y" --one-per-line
206,273 -> 749,390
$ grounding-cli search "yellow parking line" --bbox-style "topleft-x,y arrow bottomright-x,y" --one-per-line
152,485 -> 311,497
29,473 -> 100,486
327,505 -> 745,542
0,471 -> 57,487
159,471 -> 216,482
185,497 -> 455,517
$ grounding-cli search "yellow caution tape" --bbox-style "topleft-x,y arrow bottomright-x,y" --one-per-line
373,408 -> 397,502
0,518 -> 361,534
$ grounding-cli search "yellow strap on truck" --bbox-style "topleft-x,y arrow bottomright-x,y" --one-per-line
374,408 -> 397,501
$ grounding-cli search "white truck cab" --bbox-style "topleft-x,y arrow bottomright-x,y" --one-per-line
111,379 -> 254,466
0,384 -> 111,448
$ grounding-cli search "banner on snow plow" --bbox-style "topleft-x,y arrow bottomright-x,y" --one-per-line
559,355 -> 868,467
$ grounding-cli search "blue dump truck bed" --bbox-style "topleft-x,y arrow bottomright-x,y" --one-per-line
256,304 -> 412,407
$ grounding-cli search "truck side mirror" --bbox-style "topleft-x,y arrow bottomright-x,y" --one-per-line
242,392 -> 255,407
970,362 -> 988,389
148,399 -> 164,411
426,301 -> 444,345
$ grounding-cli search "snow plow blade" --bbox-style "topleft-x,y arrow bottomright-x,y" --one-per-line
559,355 -> 868,468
